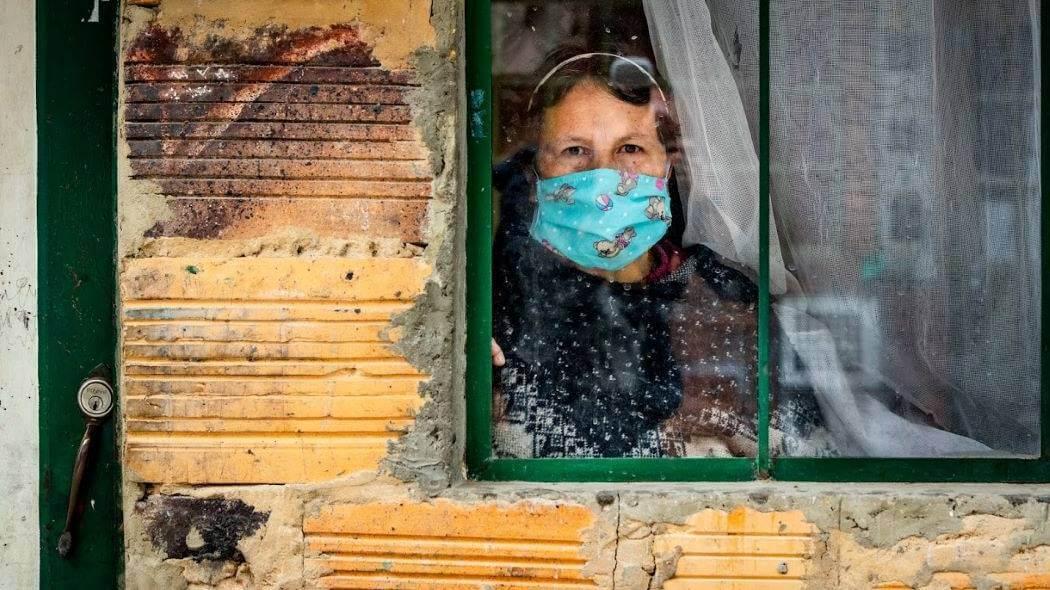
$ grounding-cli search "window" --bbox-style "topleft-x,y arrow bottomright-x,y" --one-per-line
466,0 -> 1048,482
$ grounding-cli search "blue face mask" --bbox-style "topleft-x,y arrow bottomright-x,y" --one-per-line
530,168 -> 672,271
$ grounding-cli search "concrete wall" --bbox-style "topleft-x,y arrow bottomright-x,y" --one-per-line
0,0 -> 38,587
113,2 -> 1050,590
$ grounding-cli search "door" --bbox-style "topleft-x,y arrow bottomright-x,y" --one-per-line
37,0 -> 120,587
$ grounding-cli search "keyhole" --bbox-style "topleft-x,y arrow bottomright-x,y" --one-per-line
89,396 -> 102,412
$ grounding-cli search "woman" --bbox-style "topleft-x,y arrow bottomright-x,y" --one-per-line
490,49 -> 826,458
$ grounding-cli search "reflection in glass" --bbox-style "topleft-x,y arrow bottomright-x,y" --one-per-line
487,0 -> 1040,460
490,1 -> 769,458
768,0 -> 1040,456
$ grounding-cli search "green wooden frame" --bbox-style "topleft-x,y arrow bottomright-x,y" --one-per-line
466,0 -> 1050,482
37,0 -> 122,586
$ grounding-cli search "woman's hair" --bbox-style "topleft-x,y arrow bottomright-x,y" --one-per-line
526,46 -> 679,152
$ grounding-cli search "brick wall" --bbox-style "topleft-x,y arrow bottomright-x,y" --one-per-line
118,2 -> 438,485
115,2 -> 1050,589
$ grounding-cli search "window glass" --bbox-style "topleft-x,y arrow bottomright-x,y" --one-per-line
487,0 -> 1040,460
491,0 -> 767,459
770,0 -> 1041,457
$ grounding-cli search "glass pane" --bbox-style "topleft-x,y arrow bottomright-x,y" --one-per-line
489,1 -> 763,458
770,0 -> 1041,457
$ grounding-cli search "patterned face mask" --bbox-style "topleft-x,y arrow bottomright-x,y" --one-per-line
530,168 -> 672,271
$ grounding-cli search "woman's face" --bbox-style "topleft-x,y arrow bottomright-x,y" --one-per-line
536,79 -> 669,179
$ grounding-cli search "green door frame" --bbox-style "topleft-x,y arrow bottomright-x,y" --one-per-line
37,0 -> 121,587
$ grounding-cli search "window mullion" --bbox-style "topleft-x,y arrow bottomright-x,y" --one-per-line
757,0 -> 772,478
465,0 -> 494,474
1041,0 -> 1049,461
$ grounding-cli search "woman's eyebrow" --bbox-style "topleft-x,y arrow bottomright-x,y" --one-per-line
557,135 -> 591,145
616,133 -> 651,143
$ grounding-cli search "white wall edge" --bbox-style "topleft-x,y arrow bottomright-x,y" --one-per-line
0,0 -> 39,587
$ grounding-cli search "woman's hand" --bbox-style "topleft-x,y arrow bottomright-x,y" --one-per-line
491,339 -> 506,367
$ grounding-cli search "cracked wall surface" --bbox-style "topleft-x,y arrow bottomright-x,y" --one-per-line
115,1 -> 1050,589
117,0 -> 459,488
121,483 -> 1050,590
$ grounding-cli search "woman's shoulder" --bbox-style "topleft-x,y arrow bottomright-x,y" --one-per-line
681,244 -> 759,303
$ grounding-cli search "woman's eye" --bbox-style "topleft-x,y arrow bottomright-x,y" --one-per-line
563,146 -> 587,157
620,144 -> 644,154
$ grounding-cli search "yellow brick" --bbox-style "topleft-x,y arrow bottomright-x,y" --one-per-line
663,581 -> 803,590
927,572 -> 976,589
679,506 -> 819,536
123,359 -> 422,377
121,257 -> 429,302
123,320 -> 393,343
125,394 -> 420,419
306,537 -> 586,563
656,507 -> 819,590
304,500 -> 598,590
990,572 -> 1050,589
124,340 -> 399,360
125,443 -> 390,484
653,533 -> 815,557
311,555 -> 588,580
126,418 -> 415,436
123,301 -> 411,322
306,501 -> 595,541
120,256 -> 429,484
674,556 -> 808,578
124,375 -> 425,397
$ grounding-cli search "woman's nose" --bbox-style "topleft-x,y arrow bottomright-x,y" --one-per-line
593,152 -> 616,171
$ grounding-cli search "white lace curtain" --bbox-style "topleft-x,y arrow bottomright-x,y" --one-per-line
646,0 -> 1041,456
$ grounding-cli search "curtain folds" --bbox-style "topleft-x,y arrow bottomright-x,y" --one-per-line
646,0 -> 1040,456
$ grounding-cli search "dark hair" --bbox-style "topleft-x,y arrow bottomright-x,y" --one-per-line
527,46 -> 679,151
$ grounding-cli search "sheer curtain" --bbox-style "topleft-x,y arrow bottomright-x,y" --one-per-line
646,0 -> 1040,456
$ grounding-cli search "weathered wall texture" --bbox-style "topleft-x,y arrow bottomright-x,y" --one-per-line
117,0 -> 451,487
0,0 -> 39,587
115,2 -> 1050,590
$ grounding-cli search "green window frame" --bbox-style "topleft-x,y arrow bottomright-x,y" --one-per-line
464,0 -> 1050,483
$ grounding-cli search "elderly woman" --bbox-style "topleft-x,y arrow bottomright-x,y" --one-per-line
490,49 -> 826,458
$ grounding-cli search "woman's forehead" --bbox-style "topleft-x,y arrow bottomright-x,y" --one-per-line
541,82 -> 659,140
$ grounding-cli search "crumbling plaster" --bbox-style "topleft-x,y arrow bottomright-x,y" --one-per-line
124,481 -> 1050,589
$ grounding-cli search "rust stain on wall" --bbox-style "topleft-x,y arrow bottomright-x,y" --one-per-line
124,24 -> 431,243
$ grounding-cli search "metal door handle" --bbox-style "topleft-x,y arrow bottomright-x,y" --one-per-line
57,371 -> 115,558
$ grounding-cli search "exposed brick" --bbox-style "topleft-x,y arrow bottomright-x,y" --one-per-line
128,139 -> 428,160
654,507 -> 819,590
124,64 -> 417,85
123,23 -> 432,245
120,257 -> 429,484
126,103 -> 415,124
303,500 -> 599,589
